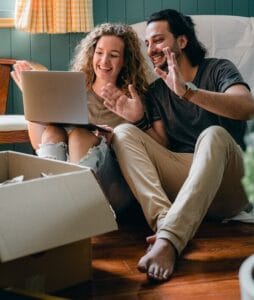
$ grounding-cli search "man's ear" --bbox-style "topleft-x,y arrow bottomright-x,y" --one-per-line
178,35 -> 188,49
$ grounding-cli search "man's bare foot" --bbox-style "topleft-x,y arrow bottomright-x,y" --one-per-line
146,234 -> 156,244
137,238 -> 176,282
145,234 -> 156,252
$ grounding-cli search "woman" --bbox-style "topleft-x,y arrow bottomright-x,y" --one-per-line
12,23 -> 149,214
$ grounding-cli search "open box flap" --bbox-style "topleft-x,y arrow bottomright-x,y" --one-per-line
0,152 -> 117,262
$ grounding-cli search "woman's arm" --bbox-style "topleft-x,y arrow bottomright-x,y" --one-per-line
11,60 -> 48,149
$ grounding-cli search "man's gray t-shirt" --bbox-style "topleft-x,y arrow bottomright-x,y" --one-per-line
146,58 -> 249,152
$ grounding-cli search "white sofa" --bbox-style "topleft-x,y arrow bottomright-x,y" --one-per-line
132,15 -> 254,92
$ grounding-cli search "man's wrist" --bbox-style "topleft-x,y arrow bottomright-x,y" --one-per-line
181,82 -> 198,101
132,113 -> 151,131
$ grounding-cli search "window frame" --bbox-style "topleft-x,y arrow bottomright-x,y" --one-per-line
0,0 -> 15,28
0,18 -> 14,28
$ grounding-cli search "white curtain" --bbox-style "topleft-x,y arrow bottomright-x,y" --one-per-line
15,0 -> 94,34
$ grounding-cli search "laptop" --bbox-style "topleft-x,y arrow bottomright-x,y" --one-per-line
20,70 -> 109,132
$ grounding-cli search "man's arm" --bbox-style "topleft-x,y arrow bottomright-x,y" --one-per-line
156,47 -> 254,120
184,84 -> 254,120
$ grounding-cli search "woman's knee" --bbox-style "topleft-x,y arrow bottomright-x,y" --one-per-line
36,142 -> 67,161
70,127 -> 91,138
41,125 -> 67,144
69,127 -> 100,146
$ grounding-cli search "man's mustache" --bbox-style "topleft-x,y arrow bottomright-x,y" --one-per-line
151,51 -> 165,57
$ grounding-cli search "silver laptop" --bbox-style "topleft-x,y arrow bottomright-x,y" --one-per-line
20,70 -> 108,132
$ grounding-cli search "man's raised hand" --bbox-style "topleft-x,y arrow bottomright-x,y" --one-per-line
155,47 -> 186,97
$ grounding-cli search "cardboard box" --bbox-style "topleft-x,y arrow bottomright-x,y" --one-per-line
0,151 -> 118,292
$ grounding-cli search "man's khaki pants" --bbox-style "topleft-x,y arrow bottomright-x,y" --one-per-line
112,124 -> 249,254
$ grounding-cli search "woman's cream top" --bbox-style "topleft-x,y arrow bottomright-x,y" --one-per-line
87,90 -> 128,128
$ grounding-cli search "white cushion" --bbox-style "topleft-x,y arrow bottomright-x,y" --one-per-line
0,115 -> 28,131
132,15 -> 254,92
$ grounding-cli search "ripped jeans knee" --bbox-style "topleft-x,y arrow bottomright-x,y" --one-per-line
36,142 -> 68,161
78,138 -> 108,172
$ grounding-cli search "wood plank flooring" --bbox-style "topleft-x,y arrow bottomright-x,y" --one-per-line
55,209 -> 254,300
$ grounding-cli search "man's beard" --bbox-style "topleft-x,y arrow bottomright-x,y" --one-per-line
158,59 -> 168,71
151,51 -> 167,69
153,48 -> 181,71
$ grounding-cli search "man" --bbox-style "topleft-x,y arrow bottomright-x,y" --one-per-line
101,9 -> 254,282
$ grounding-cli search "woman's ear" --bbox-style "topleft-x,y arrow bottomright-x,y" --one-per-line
178,35 -> 188,49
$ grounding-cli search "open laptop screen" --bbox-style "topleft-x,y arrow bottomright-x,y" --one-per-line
20,70 -> 109,132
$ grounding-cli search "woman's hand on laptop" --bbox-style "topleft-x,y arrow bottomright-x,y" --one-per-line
11,60 -> 48,92
101,83 -> 144,122
11,60 -> 31,91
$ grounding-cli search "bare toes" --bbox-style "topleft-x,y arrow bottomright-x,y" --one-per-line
137,257 -> 148,273
138,238 -> 176,282
147,265 -> 167,281
159,267 -> 165,280
162,269 -> 170,280
147,264 -> 156,279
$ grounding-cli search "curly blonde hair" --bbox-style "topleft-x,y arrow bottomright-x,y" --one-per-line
70,23 -> 149,96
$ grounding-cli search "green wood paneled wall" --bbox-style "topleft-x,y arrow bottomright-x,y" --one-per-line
0,0 -> 254,151
93,0 -> 254,23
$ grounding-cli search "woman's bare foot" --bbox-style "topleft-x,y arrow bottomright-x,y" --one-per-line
137,238 -> 176,282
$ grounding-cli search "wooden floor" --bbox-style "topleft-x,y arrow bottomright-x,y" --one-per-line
55,211 -> 254,300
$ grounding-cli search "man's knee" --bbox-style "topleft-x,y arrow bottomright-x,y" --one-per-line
201,125 -> 230,138
198,126 -> 234,149
113,123 -> 142,142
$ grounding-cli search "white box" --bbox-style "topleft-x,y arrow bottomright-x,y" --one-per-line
0,151 -> 118,292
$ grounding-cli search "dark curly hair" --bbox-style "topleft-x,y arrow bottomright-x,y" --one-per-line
147,9 -> 207,66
